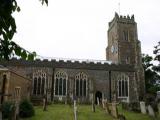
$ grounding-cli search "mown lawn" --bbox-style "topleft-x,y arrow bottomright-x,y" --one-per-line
117,105 -> 160,120
22,104 -> 73,120
22,104 -> 159,120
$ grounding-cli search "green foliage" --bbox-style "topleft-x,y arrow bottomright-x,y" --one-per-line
1,101 -> 14,119
153,41 -> 160,72
148,84 -> 160,94
142,54 -> 160,94
142,54 -> 153,70
20,104 -> 155,120
19,99 -> 35,118
0,0 -> 48,60
121,102 -> 140,113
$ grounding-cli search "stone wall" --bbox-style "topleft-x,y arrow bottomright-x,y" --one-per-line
0,70 -> 31,102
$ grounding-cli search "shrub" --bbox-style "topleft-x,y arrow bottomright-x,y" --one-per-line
19,99 -> 35,118
1,101 -> 14,119
122,102 -> 140,112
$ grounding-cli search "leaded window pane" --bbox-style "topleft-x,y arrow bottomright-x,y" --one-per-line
55,71 -> 68,96
84,80 -> 86,96
55,78 -> 58,95
122,80 -> 125,96
118,74 -> 129,98
41,77 -> 45,95
80,79 -> 83,96
125,80 -> 128,96
76,79 -> 79,96
33,70 -> 46,96
119,80 -> 121,97
37,77 -> 41,95
75,72 -> 88,97
59,78 -> 62,95
33,78 -> 37,95
63,79 -> 66,95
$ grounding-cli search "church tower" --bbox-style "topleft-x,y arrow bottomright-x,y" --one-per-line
106,13 -> 145,100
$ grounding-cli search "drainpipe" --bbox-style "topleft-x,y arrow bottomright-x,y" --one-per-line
51,68 -> 55,101
1,74 -> 6,104
109,71 -> 111,102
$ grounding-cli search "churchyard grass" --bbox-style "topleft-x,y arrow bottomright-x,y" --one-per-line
117,105 -> 160,120
21,104 -> 159,120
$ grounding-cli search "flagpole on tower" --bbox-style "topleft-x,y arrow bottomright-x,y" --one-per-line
118,0 -> 121,15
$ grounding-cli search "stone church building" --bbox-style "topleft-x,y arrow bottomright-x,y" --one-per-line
0,13 -> 145,104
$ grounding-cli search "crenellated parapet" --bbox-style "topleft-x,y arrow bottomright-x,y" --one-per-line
0,57 -> 135,72
109,12 -> 135,30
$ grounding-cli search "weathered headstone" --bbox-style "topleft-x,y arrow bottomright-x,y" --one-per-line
158,103 -> 160,115
147,105 -> 155,117
73,100 -> 77,120
97,97 -> 99,106
105,102 -> 110,114
9,105 -> 16,120
92,100 -> 95,112
140,101 -> 146,114
111,103 -> 118,118
15,101 -> 19,120
102,99 -> 105,109
43,97 -> 47,111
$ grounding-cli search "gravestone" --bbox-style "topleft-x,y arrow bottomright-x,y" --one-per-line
102,99 -> 105,109
97,97 -> 100,106
105,102 -> 110,114
92,100 -> 95,112
73,100 -> 77,120
140,101 -> 146,114
158,103 -> 160,115
147,105 -> 155,117
15,101 -> 19,120
111,103 -> 118,118
43,97 -> 47,111
9,105 -> 16,120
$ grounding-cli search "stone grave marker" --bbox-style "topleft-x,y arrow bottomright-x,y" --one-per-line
105,102 -> 110,114
102,99 -> 105,109
158,103 -> 160,115
97,97 -> 100,106
92,99 -> 95,112
15,101 -> 19,120
43,97 -> 47,111
74,100 -> 77,120
147,105 -> 155,117
140,101 -> 146,114
111,103 -> 118,118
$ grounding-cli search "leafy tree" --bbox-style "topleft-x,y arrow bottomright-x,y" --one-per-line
153,41 -> 160,72
142,54 -> 160,94
0,0 -> 48,60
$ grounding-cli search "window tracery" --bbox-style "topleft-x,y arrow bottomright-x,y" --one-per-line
33,70 -> 46,96
75,72 -> 88,97
54,71 -> 68,96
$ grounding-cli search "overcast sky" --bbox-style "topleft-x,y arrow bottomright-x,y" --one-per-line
13,0 -> 160,60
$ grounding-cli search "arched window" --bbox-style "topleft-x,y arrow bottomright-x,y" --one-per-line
117,74 -> 129,98
54,71 -> 68,96
75,72 -> 88,97
33,70 -> 46,96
